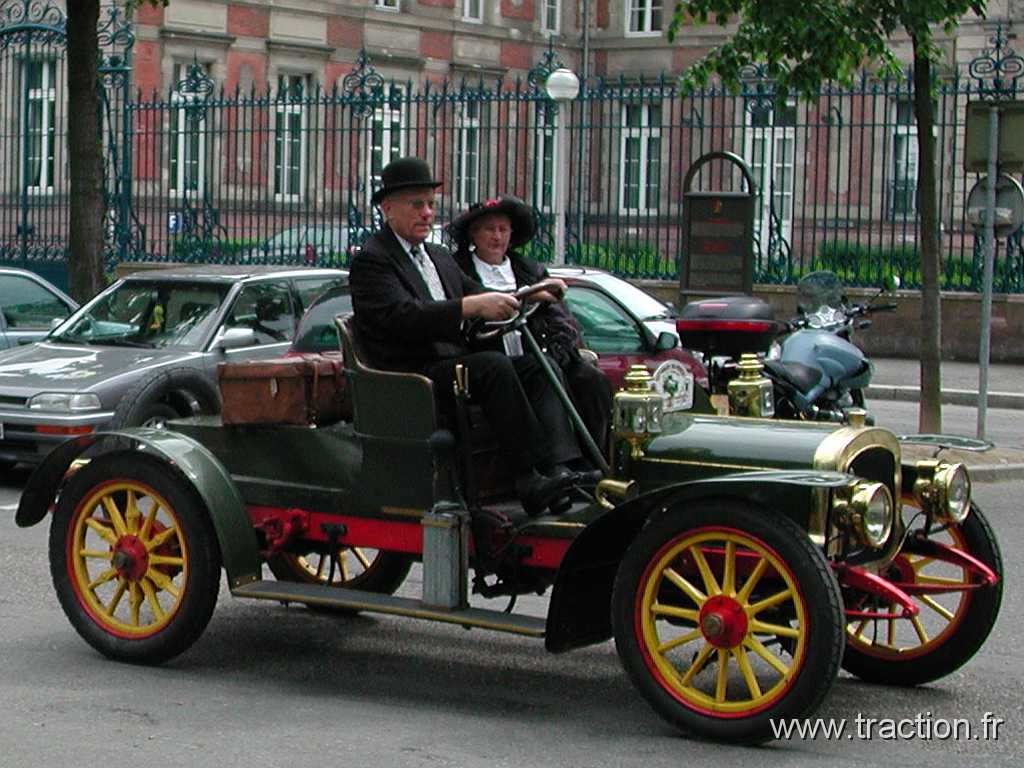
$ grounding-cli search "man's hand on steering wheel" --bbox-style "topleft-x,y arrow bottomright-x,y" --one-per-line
462,291 -> 520,321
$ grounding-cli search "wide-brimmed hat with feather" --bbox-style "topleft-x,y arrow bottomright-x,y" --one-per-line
447,196 -> 536,250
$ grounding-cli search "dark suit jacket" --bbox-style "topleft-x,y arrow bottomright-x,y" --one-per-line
350,225 -> 484,372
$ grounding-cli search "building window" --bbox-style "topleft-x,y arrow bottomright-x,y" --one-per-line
626,0 -> 662,35
534,105 -> 556,213
274,74 -> 308,202
455,101 -> 482,207
169,62 -> 208,198
892,100 -> 918,217
542,0 -> 560,34
619,102 -> 661,214
367,87 -> 406,208
375,0 -> 400,11
24,60 -> 56,195
462,0 -> 482,22
744,100 -> 797,253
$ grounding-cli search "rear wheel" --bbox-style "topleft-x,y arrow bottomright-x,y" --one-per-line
842,503 -> 1002,686
49,454 -> 221,664
611,501 -> 844,744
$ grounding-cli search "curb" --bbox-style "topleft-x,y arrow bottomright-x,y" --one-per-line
867,384 -> 1024,410
964,463 -> 1024,483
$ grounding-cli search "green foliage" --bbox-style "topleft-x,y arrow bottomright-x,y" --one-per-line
168,237 -> 258,263
669,1 -> 987,97
809,240 -> 922,286
571,242 -> 676,278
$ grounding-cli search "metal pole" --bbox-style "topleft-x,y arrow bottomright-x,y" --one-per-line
576,0 -> 590,260
977,104 -> 999,440
553,107 -> 568,265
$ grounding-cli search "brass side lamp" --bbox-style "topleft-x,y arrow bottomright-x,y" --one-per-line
612,364 -> 665,459
727,354 -> 775,418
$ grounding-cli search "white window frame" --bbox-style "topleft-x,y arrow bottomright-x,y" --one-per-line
626,0 -> 663,36
24,59 -> 57,196
542,0 -> 561,35
891,100 -> 919,218
619,102 -> 661,215
462,0 -> 483,23
455,101 -> 482,208
375,0 -> 400,11
169,62 -> 208,198
274,74 -> 308,203
743,100 -> 797,257
534,105 -> 557,213
366,87 -> 407,209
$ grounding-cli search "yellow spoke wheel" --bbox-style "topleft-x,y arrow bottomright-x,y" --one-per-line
842,502 -> 1002,686
612,502 -> 844,745
49,455 -> 221,664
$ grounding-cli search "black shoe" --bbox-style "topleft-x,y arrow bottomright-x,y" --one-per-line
516,470 -> 576,518
548,493 -> 573,515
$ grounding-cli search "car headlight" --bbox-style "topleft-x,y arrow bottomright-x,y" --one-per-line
27,392 -> 103,412
934,462 -> 971,523
913,460 -> 972,524
833,481 -> 894,548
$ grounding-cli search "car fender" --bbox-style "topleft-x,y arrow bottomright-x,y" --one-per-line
545,469 -> 852,653
16,428 -> 261,588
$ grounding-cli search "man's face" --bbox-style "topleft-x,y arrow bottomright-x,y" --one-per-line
381,187 -> 437,245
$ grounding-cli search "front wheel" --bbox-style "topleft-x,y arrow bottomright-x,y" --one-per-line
49,454 -> 221,664
612,501 -> 844,744
842,503 -> 1002,686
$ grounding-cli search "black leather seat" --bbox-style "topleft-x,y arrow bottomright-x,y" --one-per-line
764,359 -> 823,396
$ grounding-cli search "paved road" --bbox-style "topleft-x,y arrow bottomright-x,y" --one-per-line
868,399 -> 1024,451
1,461 -> 1020,765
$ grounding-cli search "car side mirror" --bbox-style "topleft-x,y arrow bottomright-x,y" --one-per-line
655,331 -> 678,351
50,317 -> 64,330
215,326 -> 256,350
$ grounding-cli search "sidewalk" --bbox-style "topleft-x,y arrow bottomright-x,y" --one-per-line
868,357 -> 1024,482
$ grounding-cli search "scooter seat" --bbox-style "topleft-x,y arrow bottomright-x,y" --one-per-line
764,360 -> 823,396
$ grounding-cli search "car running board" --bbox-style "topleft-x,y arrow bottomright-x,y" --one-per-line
232,579 -> 547,638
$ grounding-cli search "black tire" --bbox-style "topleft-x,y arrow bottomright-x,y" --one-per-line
267,549 -> 412,595
110,367 -> 221,429
611,500 -> 844,744
842,502 -> 1003,686
48,454 -> 221,664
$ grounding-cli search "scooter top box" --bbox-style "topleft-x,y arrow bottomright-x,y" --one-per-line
676,296 -> 782,358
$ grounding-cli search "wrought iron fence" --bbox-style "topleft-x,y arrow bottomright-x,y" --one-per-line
1,7 -> 1023,293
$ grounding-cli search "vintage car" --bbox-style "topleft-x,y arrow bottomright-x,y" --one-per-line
15,282 -> 1002,744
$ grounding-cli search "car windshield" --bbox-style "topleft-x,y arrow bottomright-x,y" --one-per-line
599,275 -> 674,321
292,289 -> 352,354
53,281 -> 229,348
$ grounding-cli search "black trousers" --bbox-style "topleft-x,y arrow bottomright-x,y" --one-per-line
426,351 -> 580,474
563,358 -> 613,458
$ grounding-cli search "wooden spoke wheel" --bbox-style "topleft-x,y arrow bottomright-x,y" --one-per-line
267,548 -> 412,595
612,502 -> 844,744
49,455 -> 221,664
842,502 -> 1003,686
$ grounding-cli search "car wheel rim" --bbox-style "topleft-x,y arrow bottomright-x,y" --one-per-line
635,526 -> 807,716
66,480 -> 188,639
281,548 -> 385,586
846,517 -> 971,660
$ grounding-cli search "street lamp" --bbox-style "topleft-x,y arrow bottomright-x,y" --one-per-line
544,67 -> 579,265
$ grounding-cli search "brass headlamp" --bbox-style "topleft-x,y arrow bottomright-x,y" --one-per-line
832,480 -> 894,548
913,459 -> 971,523
613,364 -> 664,458
727,354 -> 775,418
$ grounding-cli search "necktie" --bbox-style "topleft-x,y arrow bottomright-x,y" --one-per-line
411,245 -> 446,300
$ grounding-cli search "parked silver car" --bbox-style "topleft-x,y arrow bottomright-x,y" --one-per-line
0,265 -> 345,468
0,267 -> 77,349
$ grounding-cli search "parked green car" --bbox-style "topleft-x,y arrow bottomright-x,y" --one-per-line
16,284 -> 1002,744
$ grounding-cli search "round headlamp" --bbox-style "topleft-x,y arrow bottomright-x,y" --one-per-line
849,482 -> 894,548
934,462 -> 971,523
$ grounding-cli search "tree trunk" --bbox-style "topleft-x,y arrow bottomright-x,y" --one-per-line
66,0 -> 105,303
912,37 -> 942,433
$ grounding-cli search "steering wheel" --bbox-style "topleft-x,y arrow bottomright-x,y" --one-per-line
466,279 -> 564,343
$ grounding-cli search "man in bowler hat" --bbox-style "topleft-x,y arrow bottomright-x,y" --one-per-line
348,157 -> 580,515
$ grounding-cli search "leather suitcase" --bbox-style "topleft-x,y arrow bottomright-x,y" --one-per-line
218,354 -> 348,426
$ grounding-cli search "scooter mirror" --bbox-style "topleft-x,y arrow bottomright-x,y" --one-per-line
883,275 -> 901,293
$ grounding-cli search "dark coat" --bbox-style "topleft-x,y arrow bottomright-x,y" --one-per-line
350,225 -> 484,372
454,249 -> 580,367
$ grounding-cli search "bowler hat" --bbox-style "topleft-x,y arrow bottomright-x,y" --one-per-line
447,196 -> 537,250
372,157 -> 442,205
